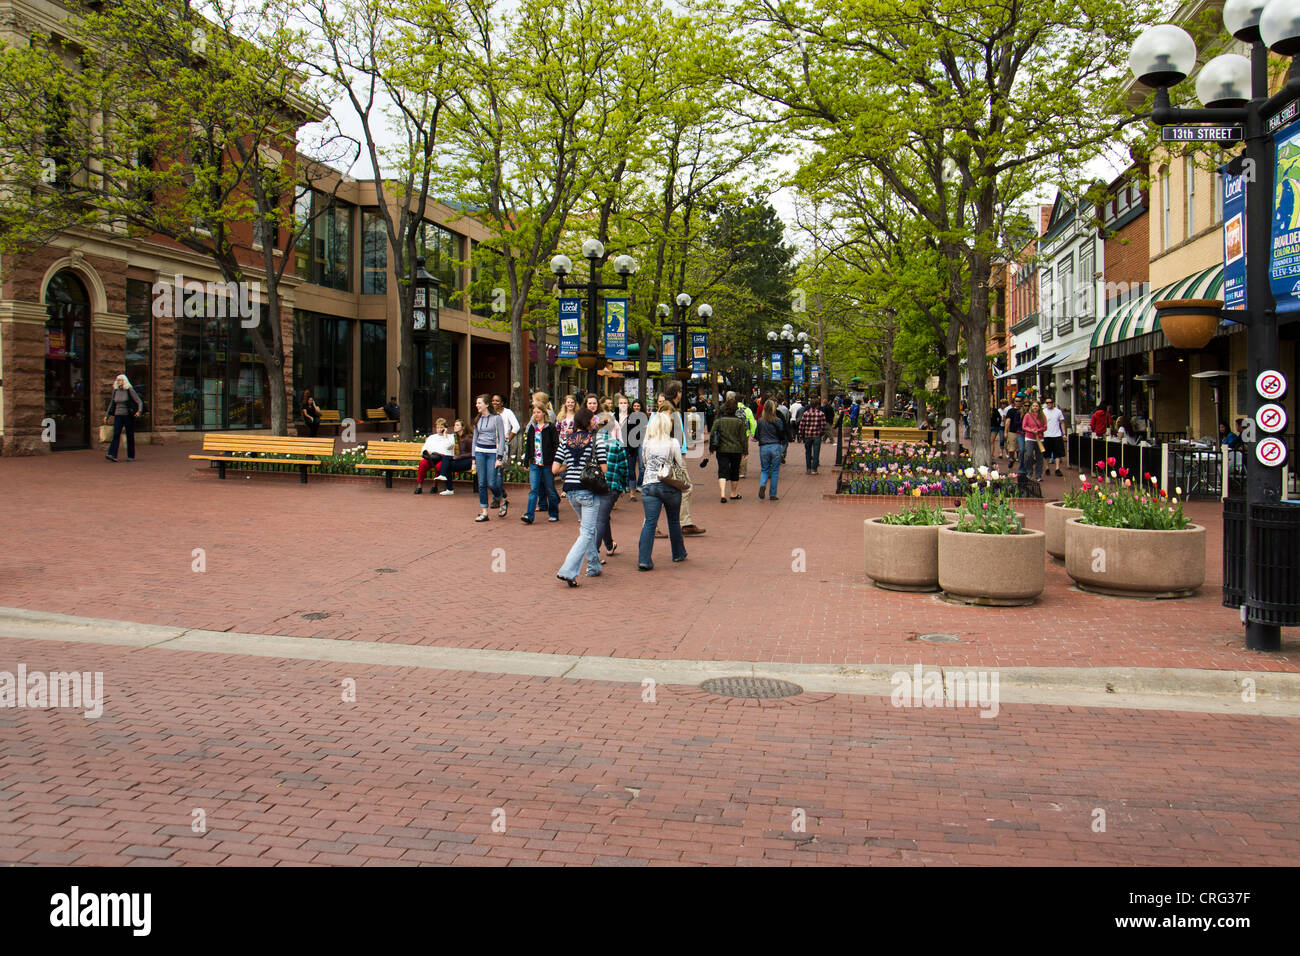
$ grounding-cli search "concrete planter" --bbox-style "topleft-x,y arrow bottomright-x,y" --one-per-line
1064,518 -> 1206,598
937,525 -> 1045,606
863,516 -> 954,591
1044,501 -> 1084,561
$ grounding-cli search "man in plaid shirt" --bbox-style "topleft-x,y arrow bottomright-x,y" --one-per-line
797,402 -> 827,475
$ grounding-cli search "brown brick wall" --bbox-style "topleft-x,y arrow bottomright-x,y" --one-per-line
1104,205 -> 1150,309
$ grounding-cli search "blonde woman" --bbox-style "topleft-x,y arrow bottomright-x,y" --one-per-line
636,408 -> 688,570
532,390 -> 555,422
104,373 -> 144,462
556,393 -> 577,497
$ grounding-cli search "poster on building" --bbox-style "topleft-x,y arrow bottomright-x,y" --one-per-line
690,332 -> 708,374
45,330 -> 67,360
558,297 -> 581,358
1270,118 -> 1300,313
661,333 -> 676,373
604,298 -> 627,360
1222,162 -> 1246,312
793,352 -> 804,383
770,350 -> 784,379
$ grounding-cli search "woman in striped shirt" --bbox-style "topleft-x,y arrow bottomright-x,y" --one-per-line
553,407 -> 608,585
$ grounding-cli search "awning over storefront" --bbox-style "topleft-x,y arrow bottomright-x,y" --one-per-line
1090,265 -> 1226,362
996,354 -> 1046,379
1046,344 -> 1091,374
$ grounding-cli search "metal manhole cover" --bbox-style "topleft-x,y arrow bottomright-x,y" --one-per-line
375,568 -> 399,573
700,677 -> 804,699
302,612 -> 330,621
918,633 -> 961,643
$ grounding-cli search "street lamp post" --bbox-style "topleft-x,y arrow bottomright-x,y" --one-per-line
550,239 -> 639,396
1129,0 -> 1300,651
766,323 -> 798,394
657,292 -> 712,390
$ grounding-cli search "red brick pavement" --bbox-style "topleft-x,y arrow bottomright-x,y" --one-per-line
2,442 -> 1297,671
1,637 -> 1296,866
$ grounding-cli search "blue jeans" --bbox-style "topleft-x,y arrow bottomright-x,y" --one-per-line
637,482 -> 686,568
804,438 -> 821,471
1016,433 -> 1026,459
109,414 -> 135,459
527,463 -> 558,520
475,451 -> 504,507
759,443 -> 782,497
558,489 -> 601,579
596,491 -> 617,551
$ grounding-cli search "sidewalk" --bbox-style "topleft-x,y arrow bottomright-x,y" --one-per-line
0,441 -> 1295,673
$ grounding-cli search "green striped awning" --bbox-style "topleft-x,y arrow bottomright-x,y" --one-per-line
1090,265 -> 1225,361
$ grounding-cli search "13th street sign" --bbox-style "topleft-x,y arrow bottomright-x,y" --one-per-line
1161,125 -> 1243,143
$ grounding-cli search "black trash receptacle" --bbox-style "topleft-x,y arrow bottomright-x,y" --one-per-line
1222,496 -> 1247,610
1247,501 -> 1300,626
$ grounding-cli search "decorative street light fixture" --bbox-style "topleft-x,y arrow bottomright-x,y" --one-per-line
766,323 -> 797,391
657,292 -> 711,385
1129,0 -> 1300,652
550,239 -> 639,395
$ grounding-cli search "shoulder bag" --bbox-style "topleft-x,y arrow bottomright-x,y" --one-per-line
578,443 -> 609,494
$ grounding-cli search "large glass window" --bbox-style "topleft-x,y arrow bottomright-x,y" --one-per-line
292,310 -> 353,415
1078,247 -> 1094,324
294,189 -> 352,290
1185,156 -> 1196,238
420,222 -> 465,307
125,279 -> 152,430
362,211 -> 387,294
361,321 -> 387,410
172,299 -> 268,431
1057,256 -> 1073,334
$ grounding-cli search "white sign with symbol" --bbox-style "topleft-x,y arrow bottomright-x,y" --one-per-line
1256,369 -> 1286,401
1257,403 -> 1288,434
1256,436 -> 1288,467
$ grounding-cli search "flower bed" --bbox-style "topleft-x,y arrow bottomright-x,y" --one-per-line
837,440 -> 1019,497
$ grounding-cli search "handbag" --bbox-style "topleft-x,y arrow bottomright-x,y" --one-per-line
658,460 -> 688,491
579,445 -> 609,494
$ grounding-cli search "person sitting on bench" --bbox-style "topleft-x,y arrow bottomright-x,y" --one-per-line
414,419 -> 455,494
435,419 -> 475,494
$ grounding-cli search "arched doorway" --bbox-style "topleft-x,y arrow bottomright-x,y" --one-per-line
44,270 -> 92,450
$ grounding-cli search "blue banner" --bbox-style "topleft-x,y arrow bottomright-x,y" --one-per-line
1270,118 -> 1300,313
559,297 -> 581,358
690,331 -> 707,374
661,333 -> 676,374
1222,162 -> 1246,312
771,350 -> 784,379
811,364 -> 820,383
793,352 -> 804,383
604,298 -> 627,360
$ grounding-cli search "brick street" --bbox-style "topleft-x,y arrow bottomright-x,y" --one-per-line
1,442 -> 1298,865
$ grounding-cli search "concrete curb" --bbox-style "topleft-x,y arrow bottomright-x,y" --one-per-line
0,607 -> 1296,717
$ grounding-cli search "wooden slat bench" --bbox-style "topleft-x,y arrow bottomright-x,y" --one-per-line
859,426 -> 937,445
364,408 -> 399,431
189,434 -> 337,483
356,441 -> 473,489
315,409 -> 342,434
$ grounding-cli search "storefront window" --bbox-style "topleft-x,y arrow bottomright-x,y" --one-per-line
292,310 -> 353,415
362,211 -> 387,294
125,279 -> 152,430
172,300 -> 268,430
361,321 -> 386,410
295,189 -> 352,291
420,222 -> 465,308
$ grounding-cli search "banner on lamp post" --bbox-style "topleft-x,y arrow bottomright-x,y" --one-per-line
1222,162 -> 1246,312
793,352 -> 804,384
604,298 -> 627,359
558,298 -> 581,358
811,364 -> 820,383
691,332 -> 707,374
1270,117 -> 1300,314
770,350 -> 783,380
661,333 -> 677,374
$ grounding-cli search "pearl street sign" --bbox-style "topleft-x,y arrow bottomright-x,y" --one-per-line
1160,125 -> 1243,143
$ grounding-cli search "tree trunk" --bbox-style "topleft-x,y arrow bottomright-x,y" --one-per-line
945,321 -> 961,454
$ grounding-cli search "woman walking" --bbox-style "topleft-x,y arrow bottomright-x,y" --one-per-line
553,407 -> 608,585
1020,400 -> 1047,482
755,400 -> 787,500
471,394 -> 507,521
636,408 -> 688,570
301,390 -> 322,437
595,412 -> 629,558
104,374 -> 144,462
522,403 -> 559,523
623,396 -> 645,499
556,394 -> 577,498
711,394 -> 748,502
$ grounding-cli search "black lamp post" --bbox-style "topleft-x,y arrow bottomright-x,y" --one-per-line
411,256 -> 441,435
550,239 -> 639,396
657,292 -> 712,386
1129,0 -> 1300,652
766,323 -> 800,395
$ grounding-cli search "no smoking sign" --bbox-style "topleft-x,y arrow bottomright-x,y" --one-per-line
1257,403 -> 1288,434
1256,436 -> 1288,468
1256,369 -> 1287,401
